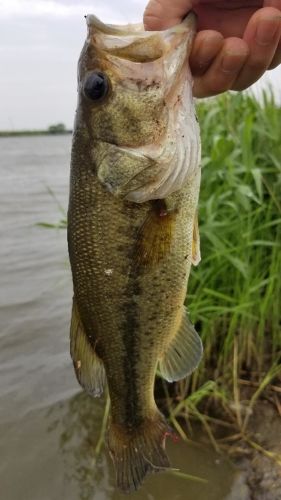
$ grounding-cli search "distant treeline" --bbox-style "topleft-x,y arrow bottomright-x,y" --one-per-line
0,123 -> 72,137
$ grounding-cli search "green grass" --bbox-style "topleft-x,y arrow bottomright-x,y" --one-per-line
191,92 -> 280,368
173,91 -> 281,433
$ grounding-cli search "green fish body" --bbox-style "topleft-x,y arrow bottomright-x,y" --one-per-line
68,13 -> 202,492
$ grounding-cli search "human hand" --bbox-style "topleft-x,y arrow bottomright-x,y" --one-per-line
144,1 -> 281,97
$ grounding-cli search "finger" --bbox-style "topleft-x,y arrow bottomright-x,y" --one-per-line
269,40 -> 281,67
193,37 -> 249,98
143,0 -> 194,30
190,30 -> 224,76
233,7 -> 281,90
264,0 -> 281,10
265,0 -> 281,68
266,0 -> 281,68
193,4 -> 258,36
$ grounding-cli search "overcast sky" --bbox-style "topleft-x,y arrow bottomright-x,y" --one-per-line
0,0 -> 280,130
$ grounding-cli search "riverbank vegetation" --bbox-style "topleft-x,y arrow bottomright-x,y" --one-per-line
0,122 -> 71,137
164,91 -> 281,459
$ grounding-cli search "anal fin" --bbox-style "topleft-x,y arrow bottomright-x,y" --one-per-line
70,299 -> 106,397
159,308 -> 203,383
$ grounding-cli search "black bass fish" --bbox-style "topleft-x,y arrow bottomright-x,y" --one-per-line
68,12 -> 202,492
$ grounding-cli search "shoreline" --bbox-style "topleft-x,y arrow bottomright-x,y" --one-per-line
0,130 -> 72,137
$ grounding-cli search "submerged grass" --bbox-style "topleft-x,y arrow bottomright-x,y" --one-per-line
171,91 -> 281,439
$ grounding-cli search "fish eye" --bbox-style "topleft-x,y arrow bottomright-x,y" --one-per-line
83,71 -> 109,102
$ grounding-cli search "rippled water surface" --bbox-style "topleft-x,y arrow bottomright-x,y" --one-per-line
0,136 -> 240,500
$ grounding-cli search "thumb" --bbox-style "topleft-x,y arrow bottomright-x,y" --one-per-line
144,0 -> 195,30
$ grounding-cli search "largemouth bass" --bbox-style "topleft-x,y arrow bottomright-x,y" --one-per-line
68,12 -> 202,492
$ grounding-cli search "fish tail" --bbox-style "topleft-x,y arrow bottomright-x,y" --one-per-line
107,412 -> 173,492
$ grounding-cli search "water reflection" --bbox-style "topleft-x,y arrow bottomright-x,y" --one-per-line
47,391 -> 237,500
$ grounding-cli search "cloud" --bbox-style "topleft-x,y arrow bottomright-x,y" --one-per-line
0,0 -> 146,22
0,0 -> 97,17
0,0 -> 148,129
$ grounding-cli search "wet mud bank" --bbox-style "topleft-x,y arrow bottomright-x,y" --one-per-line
230,401 -> 281,500
203,401 -> 281,500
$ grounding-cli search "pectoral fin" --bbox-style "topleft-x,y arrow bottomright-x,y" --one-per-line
70,299 -> 106,397
135,206 -> 176,268
192,212 -> 201,266
159,308 -> 203,383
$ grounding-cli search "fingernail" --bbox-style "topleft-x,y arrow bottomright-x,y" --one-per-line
221,51 -> 246,73
256,17 -> 280,46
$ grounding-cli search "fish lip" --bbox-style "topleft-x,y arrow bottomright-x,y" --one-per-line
86,11 -> 197,36
86,14 -> 143,35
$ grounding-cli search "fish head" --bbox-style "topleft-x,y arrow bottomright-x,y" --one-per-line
76,13 -> 201,202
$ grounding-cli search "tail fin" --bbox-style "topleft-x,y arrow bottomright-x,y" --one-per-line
107,413 -> 172,492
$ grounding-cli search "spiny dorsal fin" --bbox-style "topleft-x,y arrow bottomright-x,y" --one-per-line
70,299 -> 106,397
192,211 -> 201,266
159,308 -> 203,382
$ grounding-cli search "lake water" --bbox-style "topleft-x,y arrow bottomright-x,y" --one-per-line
0,136 -> 243,500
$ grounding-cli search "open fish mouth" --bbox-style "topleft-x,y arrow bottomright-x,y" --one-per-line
85,13 -> 196,70
84,13 -> 201,203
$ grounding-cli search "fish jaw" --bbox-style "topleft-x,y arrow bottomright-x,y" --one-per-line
78,13 -> 201,203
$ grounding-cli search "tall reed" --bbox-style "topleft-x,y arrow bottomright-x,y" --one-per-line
179,91 -> 281,413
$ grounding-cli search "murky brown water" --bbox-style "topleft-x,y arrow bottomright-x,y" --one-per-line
0,136 -> 241,500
